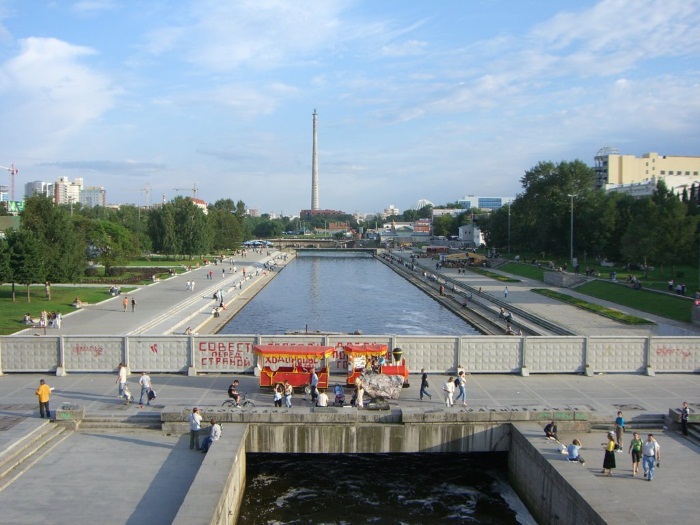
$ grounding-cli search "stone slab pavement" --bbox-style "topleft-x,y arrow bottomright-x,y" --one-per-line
2,249 -> 700,524
0,371 -> 698,524
392,252 -> 700,337
12,250 -> 283,337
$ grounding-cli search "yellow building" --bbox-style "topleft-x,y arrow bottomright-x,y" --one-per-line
594,148 -> 700,190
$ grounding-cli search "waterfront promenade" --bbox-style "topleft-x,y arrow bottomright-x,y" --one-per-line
1,249 -> 699,524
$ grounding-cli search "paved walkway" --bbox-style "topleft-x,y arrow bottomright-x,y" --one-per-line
1,249 -> 699,524
394,252 -> 700,337
14,250 -> 285,337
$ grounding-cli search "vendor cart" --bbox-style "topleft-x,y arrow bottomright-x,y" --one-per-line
253,344 -> 334,390
344,343 -> 410,387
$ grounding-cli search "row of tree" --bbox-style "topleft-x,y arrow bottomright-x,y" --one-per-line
2,159 -> 699,299
480,160 -> 700,275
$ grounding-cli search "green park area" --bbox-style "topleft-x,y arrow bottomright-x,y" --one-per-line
0,284 -> 136,335
480,260 -> 695,323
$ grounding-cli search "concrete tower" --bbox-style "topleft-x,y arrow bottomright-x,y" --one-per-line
311,109 -> 319,210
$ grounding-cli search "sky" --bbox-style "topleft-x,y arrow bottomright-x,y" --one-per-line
0,0 -> 699,217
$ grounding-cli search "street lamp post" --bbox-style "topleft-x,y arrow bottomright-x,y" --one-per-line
507,203 -> 511,255
567,194 -> 578,268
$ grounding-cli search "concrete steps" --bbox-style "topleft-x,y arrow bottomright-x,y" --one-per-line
79,413 -> 162,431
591,414 -> 667,433
683,424 -> 700,446
0,423 -> 72,492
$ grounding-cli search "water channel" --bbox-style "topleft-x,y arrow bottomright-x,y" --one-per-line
221,253 -> 479,336
229,254 -> 535,524
237,453 -> 537,525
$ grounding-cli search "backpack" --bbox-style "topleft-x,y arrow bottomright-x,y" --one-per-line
454,377 -> 461,387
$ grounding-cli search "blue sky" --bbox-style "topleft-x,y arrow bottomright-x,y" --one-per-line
1,0 -> 699,217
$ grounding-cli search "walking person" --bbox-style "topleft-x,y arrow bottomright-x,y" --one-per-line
443,377 -> 455,407
628,432 -> 643,476
642,434 -> 661,481
131,297 -> 136,313
309,367 -> 319,404
116,362 -> 127,398
615,410 -> 625,450
601,432 -> 617,476
283,380 -> 293,408
122,296 -> 128,312
355,378 -> 364,409
419,368 -> 432,401
273,383 -> 283,407
35,379 -> 52,419
504,286 -> 508,299
188,407 -> 203,450
454,370 -> 467,406
138,371 -> 152,408
681,401 -> 690,436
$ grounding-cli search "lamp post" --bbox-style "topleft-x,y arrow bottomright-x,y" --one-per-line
567,194 -> 578,267
507,203 -> 511,255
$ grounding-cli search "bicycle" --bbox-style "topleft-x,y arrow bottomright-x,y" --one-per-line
222,392 -> 255,408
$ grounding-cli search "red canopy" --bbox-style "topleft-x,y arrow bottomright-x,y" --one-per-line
253,345 -> 335,358
344,343 -> 389,356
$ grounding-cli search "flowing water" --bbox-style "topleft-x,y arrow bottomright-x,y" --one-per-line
221,254 -> 478,335
237,453 -> 537,525
229,255 -> 535,524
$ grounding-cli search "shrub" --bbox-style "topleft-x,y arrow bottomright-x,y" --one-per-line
84,267 -> 100,277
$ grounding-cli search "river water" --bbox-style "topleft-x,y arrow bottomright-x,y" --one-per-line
228,254 -> 535,524
221,254 -> 478,335
237,453 -> 537,525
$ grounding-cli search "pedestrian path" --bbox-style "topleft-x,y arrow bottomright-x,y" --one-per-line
395,252 -> 700,337
12,251 -> 282,337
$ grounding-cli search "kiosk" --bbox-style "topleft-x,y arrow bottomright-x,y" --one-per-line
253,344 -> 334,389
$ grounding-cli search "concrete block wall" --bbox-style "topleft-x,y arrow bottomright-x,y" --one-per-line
172,423 -> 249,525
2,334 -> 699,375
509,424 -> 606,525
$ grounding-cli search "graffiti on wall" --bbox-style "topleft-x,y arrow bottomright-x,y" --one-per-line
198,340 -> 253,368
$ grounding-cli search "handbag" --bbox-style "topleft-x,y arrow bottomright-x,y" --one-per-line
148,389 -> 157,400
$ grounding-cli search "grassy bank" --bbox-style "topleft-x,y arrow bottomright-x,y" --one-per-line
0,285 -> 135,335
575,280 -> 692,323
531,288 -> 652,325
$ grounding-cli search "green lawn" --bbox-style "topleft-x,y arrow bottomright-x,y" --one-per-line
466,267 -> 521,283
575,280 -> 692,323
499,262 -> 545,281
531,288 -> 652,325
0,285 -> 135,335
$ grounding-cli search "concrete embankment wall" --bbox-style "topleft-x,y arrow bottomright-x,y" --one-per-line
2,334 -> 699,375
172,423 -> 249,525
167,409 -> 595,525
509,424 -> 605,525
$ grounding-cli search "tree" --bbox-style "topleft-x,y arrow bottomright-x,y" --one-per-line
6,230 -> 44,302
21,195 -> 86,282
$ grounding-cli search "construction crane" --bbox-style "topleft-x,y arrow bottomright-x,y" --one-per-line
120,183 -> 151,208
0,163 -> 19,201
172,183 -> 198,199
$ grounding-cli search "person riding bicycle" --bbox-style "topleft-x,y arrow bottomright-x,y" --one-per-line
227,380 -> 240,406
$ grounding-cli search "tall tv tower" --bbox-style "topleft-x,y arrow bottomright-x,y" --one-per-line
311,109 -> 319,210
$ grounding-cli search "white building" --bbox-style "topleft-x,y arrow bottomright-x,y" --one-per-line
458,223 -> 484,247
457,195 -> 514,210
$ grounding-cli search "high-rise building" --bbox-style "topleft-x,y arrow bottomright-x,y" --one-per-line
25,181 -> 54,199
54,177 -> 83,205
80,186 -> 107,208
594,148 -> 700,190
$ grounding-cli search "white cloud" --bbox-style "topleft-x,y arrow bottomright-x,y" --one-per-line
71,0 -> 118,15
0,37 -> 119,153
144,0 -> 350,72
